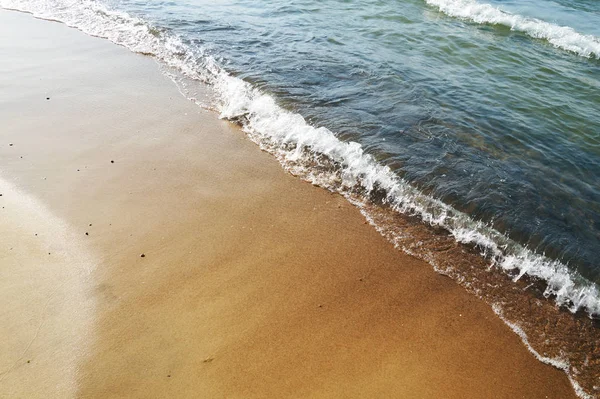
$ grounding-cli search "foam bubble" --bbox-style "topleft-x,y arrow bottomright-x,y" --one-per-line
425,0 -> 600,59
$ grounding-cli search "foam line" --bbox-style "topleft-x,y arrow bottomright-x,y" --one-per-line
2,0 -> 598,318
425,0 -> 600,59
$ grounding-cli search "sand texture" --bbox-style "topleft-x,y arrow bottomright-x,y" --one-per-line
0,9 -> 577,399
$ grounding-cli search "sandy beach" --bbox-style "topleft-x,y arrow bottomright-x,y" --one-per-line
0,9 -> 579,398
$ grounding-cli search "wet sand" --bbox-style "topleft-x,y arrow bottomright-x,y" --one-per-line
0,9 -> 578,399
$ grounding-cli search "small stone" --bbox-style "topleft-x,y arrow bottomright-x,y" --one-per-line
77,169 -> 80,172
8,143 -> 13,147
27,360 -> 30,364
0,194 -> 2,196
110,160 -> 114,164
89,223 -> 92,227
46,97 -> 50,100
85,232 -> 89,236
140,253 -> 145,258
167,375 -> 171,378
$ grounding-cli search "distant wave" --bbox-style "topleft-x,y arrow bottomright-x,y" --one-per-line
425,0 -> 600,59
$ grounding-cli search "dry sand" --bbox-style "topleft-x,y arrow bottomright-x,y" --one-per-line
0,9 -> 578,399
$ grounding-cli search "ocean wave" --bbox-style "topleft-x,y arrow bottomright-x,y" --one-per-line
2,0 -> 599,318
425,0 -> 600,59
212,69 -> 600,317
3,1 -> 600,395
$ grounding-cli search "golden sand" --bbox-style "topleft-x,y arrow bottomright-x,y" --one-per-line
0,10 -> 576,398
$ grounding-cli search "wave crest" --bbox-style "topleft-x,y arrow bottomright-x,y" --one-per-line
425,0 -> 600,59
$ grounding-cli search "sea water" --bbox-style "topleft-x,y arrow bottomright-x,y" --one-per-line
2,0 -> 599,395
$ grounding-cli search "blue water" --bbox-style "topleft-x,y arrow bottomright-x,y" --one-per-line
120,0 -> 600,281
3,0 -> 600,394
6,0 -> 599,296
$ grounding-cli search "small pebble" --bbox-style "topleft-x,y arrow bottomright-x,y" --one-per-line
8,143 -> 13,147
85,232 -> 89,236
111,160 -> 114,164
89,223 -> 92,227
140,253 -> 145,258
46,97 -> 50,100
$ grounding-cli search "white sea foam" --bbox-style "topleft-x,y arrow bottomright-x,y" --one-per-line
492,305 -> 593,399
3,0 -> 599,317
425,0 -> 600,59
3,1 -> 599,396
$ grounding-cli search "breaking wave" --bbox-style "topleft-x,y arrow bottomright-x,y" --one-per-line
2,0 -> 598,316
425,0 -> 600,59
2,1 -> 599,396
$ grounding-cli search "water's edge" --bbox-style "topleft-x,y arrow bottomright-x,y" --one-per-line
2,5 -> 599,398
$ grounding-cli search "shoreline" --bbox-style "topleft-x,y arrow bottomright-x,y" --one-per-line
0,9 -> 584,398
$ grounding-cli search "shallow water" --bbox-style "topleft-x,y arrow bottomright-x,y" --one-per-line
2,0 -> 600,395
120,0 -> 600,283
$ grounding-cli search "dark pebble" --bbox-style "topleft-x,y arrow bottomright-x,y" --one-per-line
140,253 -> 146,258
46,97 -> 50,100
85,232 -> 89,236
111,160 -> 114,163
